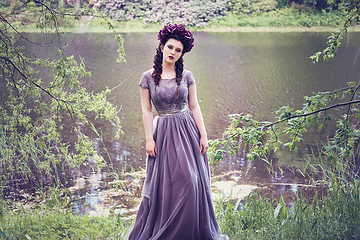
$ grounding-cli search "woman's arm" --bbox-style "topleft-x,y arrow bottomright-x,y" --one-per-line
140,86 -> 156,157
188,83 -> 209,155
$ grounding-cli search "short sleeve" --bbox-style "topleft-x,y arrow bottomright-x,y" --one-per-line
139,71 -> 149,89
186,71 -> 195,87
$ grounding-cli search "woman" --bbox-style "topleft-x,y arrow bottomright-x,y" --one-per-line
128,24 -> 227,240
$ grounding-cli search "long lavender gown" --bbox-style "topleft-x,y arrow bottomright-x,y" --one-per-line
128,70 -> 226,240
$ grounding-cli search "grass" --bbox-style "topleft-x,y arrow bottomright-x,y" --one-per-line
1,153 -> 359,239
216,152 -> 360,239
0,208 -> 133,239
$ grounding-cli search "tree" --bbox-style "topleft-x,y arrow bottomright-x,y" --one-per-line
0,0 -> 125,193
209,0 -> 360,166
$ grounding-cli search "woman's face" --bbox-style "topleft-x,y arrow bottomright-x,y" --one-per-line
161,38 -> 183,65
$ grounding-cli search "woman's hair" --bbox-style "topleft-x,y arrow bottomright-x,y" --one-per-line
152,34 -> 184,87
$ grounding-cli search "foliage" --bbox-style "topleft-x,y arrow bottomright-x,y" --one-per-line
0,207 -> 132,239
216,154 -> 360,239
227,0 -> 278,15
144,0 -> 228,27
0,180 -> 133,239
208,8 -> 345,27
95,0 -> 149,22
0,1 -> 125,193
0,2 -> 10,8
96,0 -> 228,27
311,0 -> 360,62
209,81 -> 360,164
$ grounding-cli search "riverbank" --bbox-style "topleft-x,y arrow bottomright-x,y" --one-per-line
1,157 -> 359,239
21,18 -> 359,34
5,8 -> 359,33
71,22 -> 360,33
46,18 -> 360,33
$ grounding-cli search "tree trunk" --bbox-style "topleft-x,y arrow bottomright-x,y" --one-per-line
76,0 -> 81,8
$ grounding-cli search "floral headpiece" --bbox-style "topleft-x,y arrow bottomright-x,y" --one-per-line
158,24 -> 194,53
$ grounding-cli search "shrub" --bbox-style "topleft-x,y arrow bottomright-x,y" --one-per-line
208,8 -> 346,27
96,0 -> 228,27
95,0 -> 150,21
227,0 -> 278,15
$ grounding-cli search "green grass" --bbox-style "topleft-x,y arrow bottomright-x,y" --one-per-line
0,207 -> 133,239
207,9 -> 350,30
2,153 -> 359,240
216,154 -> 360,239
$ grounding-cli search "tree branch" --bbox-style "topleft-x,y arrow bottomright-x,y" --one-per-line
346,83 -> 360,120
0,13 -> 57,48
0,56 -> 66,104
265,99 -> 360,128
223,99 -> 360,141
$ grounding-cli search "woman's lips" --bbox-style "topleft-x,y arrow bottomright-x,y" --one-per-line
168,56 -> 174,60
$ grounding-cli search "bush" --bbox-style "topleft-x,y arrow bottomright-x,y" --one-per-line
95,0 -> 150,21
0,2 -> 10,8
96,0 -> 228,27
227,0 -> 278,15
208,9 -> 346,27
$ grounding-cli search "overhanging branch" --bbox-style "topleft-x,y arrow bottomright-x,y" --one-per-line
223,99 -> 360,141
266,99 -> 360,128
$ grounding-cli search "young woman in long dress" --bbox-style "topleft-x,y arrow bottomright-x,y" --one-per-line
127,24 -> 227,240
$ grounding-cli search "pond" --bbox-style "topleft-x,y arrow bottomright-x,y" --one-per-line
19,31 -> 360,214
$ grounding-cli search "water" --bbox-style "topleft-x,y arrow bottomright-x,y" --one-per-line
58,32 -> 359,169
17,31 -> 360,212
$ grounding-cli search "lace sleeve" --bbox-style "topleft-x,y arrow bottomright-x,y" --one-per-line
186,71 -> 195,87
139,71 -> 150,89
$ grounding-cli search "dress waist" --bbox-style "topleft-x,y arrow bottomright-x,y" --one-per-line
157,106 -> 188,116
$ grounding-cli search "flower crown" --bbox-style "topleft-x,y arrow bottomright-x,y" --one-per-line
158,24 -> 194,53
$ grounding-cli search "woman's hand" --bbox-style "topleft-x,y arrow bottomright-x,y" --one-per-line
146,139 -> 157,157
199,136 -> 209,155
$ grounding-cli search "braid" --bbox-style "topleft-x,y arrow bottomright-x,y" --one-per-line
152,45 -> 163,86
175,56 -> 183,85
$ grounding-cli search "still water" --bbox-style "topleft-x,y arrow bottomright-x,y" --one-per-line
21,31 -> 360,192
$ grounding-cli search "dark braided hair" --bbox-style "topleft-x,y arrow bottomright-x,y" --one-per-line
152,34 -> 184,87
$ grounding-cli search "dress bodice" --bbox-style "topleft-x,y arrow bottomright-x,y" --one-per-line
139,70 -> 195,112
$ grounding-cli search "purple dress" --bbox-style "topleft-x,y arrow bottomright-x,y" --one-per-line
128,70 -> 226,240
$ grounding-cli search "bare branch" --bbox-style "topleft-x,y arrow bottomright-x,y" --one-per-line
265,99 -> 360,128
0,56 -> 66,104
223,99 -> 360,141
346,83 -> 360,120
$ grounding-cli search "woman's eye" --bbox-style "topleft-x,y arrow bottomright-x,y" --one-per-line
176,49 -> 181,53
168,46 -> 173,49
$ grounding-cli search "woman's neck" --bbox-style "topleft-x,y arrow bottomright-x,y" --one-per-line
161,61 -> 176,79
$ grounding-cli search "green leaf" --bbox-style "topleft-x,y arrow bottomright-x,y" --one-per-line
326,155 -> 333,163
0,230 -> 7,239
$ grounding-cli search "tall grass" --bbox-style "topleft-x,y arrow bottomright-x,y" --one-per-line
0,208 -> 132,239
216,152 -> 360,239
0,184 -> 134,239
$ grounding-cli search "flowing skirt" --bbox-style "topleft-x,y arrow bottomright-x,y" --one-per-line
127,109 -> 226,240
